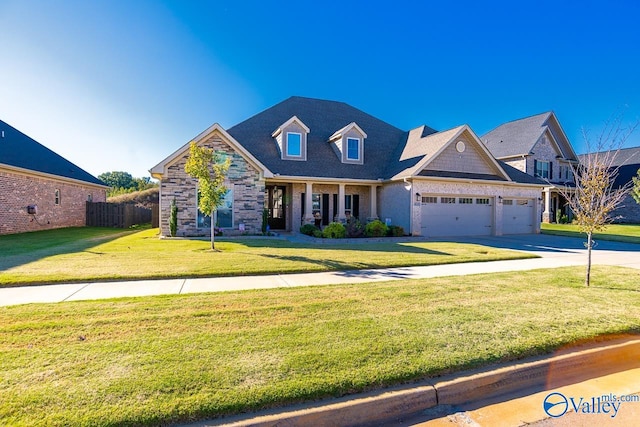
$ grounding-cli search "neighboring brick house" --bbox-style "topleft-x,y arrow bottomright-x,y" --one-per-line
151,96 -> 547,238
481,112 -> 579,223
0,120 -> 107,235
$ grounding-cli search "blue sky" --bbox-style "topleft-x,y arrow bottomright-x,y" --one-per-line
1,0 -> 639,179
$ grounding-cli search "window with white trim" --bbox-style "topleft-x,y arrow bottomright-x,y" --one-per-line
441,197 -> 456,204
535,160 -> 550,179
503,199 -> 514,205
286,132 -> 302,157
54,189 -> 60,205
476,198 -> 490,205
422,196 -> 437,204
459,198 -> 473,204
346,137 -> 360,161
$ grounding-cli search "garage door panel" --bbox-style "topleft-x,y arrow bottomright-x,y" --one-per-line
421,196 -> 493,237
502,199 -> 534,234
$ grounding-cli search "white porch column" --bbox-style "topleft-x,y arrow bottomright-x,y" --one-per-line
304,182 -> 314,224
542,187 -> 552,223
337,183 -> 346,222
369,184 -> 378,220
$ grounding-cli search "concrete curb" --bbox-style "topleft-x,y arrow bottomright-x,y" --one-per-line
199,338 -> 640,427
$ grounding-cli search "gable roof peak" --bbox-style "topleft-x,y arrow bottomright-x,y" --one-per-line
271,115 -> 310,138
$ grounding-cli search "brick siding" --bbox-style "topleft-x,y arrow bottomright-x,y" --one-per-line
0,169 -> 107,235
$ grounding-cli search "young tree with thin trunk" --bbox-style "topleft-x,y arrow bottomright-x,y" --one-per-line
184,142 -> 231,250
556,115 -> 638,286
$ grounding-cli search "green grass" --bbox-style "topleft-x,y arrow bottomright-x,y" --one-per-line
542,223 -> 640,244
1,266 -> 639,426
0,227 -> 534,286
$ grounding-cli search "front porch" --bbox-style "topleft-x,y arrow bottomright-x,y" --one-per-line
542,186 -> 573,223
265,181 -> 380,232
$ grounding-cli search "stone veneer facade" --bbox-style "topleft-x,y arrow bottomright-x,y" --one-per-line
159,133 -> 265,237
0,168 -> 106,235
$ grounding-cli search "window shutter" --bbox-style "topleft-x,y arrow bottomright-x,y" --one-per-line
322,194 -> 330,225
301,193 -> 305,218
534,159 -> 538,177
353,195 -> 360,219
332,194 -> 338,222
549,162 -> 553,180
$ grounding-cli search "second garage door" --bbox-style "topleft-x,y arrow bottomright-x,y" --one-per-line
421,196 -> 493,237
502,198 -> 535,234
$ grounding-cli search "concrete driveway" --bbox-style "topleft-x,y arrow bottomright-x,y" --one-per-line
1,234 -> 639,307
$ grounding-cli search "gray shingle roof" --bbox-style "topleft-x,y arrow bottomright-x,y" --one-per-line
224,97 -> 546,186
579,146 -> 640,187
0,120 -> 105,186
481,112 -> 551,159
226,96 -> 408,180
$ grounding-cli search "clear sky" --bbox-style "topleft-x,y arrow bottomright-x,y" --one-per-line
1,0 -> 639,179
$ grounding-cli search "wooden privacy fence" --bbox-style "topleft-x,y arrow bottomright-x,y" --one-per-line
86,202 -> 155,228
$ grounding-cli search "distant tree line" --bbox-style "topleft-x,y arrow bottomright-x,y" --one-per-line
98,171 -> 158,197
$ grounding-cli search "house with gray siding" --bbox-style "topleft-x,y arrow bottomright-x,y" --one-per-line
151,97 -> 547,238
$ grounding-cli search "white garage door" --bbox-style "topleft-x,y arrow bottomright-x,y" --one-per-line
502,198 -> 535,234
421,196 -> 493,237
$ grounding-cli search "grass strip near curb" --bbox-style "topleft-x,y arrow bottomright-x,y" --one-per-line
1,266 -> 639,426
541,223 -> 640,244
0,227 -> 534,286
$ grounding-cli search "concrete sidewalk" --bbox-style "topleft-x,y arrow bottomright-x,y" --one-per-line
1,234 -> 639,307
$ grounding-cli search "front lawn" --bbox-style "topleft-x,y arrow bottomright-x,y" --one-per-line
1,266 -> 639,426
541,223 -> 640,244
0,227 -> 534,286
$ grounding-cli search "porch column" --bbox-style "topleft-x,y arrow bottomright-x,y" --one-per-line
369,185 -> 379,220
304,182 -> 314,224
337,183 -> 346,222
542,187 -> 552,223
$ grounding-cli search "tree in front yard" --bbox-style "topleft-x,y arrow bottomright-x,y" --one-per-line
557,115 -> 638,286
184,142 -> 231,250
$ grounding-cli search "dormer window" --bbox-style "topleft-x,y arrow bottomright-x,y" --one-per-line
272,116 -> 309,161
328,122 -> 367,165
346,137 -> 360,161
286,132 -> 302,157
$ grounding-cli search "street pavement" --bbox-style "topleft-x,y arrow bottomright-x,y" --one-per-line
1,233 -> 639,307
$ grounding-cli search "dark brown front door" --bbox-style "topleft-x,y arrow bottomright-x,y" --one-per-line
267,185 -> 286,230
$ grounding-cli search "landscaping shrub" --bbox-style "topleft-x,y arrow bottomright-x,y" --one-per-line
322,222 -> 346,239
300,223 -> 318,236
346,219 -> 365,238
387,225 -> 405,237
312,229 -> 323,238
364,219 -> 388,237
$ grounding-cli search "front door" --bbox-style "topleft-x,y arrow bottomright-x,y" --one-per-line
266,185 -> 286,230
